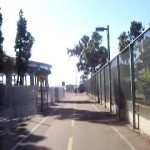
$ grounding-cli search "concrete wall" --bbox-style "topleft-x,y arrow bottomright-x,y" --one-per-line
49,87 -> 65,104
110,101 -> 150,137
0,85 -> 65,122
127,105 -> 150,137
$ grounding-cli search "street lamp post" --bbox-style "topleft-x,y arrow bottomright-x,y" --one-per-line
96,25 -> 111,112
96,25 -> 110,61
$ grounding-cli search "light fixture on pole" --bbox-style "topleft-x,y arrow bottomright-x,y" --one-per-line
96,25 -> 110,61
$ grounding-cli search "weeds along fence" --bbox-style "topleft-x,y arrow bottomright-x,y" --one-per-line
84,27 -> 150,136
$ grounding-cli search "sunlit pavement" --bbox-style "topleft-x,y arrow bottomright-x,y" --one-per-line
0,92 -> 150,150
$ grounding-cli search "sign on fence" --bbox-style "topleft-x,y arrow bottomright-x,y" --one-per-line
38,75 -> 45,82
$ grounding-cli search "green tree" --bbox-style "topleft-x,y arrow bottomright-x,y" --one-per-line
67,32 -> 107,75
128,21 -> 144,40
14,10 -> 35,85
136,69 -> 150,101
135,37 -> 150,104
0,8 -> 5,72
118,32 -> 130,52
118,21 -> 144,52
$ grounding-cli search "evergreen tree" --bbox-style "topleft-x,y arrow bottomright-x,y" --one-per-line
0,8 -> 5,72
14,10 -> 34,85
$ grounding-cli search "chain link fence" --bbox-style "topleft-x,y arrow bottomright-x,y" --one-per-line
84,27 -> 150,136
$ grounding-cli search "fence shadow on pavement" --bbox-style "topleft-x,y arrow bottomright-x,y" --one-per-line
0,119 -> 51,150
40,98 -> 127,127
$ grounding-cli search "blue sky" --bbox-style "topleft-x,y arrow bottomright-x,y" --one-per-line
1,0 -> 150,86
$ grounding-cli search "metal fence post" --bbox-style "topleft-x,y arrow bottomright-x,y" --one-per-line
109,62 -> 112,112
117,55 -> 121,120
40,82 -> 43,112
95,74 -> 97,100
100,71 -> 102,105
103,67 -> 106,108
130,44 -> 136,129
96,72 -> 99,103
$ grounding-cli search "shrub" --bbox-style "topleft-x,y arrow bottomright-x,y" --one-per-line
136,69 -> 150,100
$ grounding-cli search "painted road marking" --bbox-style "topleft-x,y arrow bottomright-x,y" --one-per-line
74,103 -> 76,109
92,104 -> 137,150
111,126 -> 137,150
71,120 -> 75,127
73,103 -> 76,115
10,108 -> 58,150
67,136 -> 73,150
92,104 -> 99,111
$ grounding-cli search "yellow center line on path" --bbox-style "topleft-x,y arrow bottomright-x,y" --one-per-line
67,136 -> 73,150
74,103 -> 76,109
73,103 -> 76,115
72,103 -> 76,127
71,120 -> 75,127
